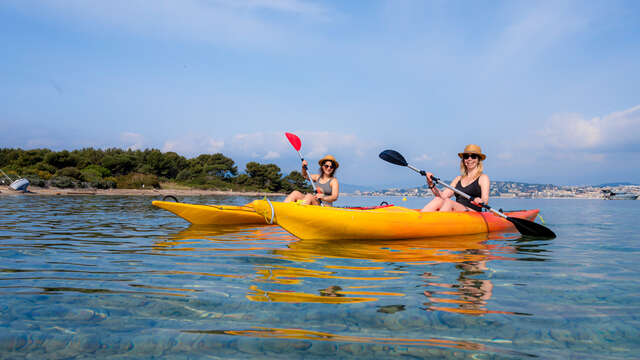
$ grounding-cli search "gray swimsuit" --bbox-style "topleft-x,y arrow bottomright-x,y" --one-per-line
314,178 -> 333,196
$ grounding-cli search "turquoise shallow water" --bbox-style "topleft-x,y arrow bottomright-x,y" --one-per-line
0,195 -> 638,359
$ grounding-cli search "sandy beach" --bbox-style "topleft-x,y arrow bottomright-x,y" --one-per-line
0,185 -> 284,197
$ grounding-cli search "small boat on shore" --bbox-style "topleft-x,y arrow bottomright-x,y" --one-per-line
0,169 -> 30,192
251,200 -> 539,240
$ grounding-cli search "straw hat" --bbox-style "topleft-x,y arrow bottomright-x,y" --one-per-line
318,155 -> 339,169
458,144 -> 486,160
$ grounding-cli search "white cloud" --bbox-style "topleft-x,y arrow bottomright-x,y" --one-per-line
291,131 -> 359,158
263,151 -> 280,159
539,104 -> 640,152
229,130 -> 363,159
162,135 -> 224,155
413,154 -> 432,162
120,132 -> 145,150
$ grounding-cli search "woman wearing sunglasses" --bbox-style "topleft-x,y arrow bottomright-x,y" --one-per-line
284,155 -> 340,206
421,144 -> 489,212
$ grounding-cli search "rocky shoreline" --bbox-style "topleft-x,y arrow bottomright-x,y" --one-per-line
0,186 -> 285,197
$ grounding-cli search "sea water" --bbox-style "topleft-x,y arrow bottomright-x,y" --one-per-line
0,195 -> 638,359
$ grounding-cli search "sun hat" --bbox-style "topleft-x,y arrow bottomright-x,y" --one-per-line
318,155 -> 339,169
458,144 -> 486,160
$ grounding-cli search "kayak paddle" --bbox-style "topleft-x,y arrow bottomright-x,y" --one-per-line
379,149 -> 556,238
285,132 -> 321,205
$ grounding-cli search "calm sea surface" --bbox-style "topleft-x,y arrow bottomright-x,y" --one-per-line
0,195 -> 638,359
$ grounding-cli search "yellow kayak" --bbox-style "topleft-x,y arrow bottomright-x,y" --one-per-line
251,200 -> 539,240
152,200 -> 267,225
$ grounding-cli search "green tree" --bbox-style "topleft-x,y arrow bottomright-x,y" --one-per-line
101,152 -> 136,175
0,148 -> 21,168
188,153 -> 238,179
83,164 -> 111,178
17,149 -> 50,167
243,162 -> 283,192
139,149 -> 188,179
56,167 -> 83,180
33,162 -> 57,175
281,171 -> 312,193
45,150 -> 79,169
73,148 -> 106,169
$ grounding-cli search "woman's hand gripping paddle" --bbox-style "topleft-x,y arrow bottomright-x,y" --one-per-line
285,132 -> 322,205
379,149 -> 556,238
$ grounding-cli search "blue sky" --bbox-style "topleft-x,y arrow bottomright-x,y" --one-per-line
1,0 -> 639,187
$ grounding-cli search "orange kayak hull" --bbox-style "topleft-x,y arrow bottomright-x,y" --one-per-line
251,200 -> 539,240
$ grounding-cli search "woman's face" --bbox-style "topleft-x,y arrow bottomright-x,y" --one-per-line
462,154 -> 479,170
322,161 -> 335,175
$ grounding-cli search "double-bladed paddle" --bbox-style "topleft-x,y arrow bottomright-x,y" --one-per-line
379,149 -> 556,238
285,132 -> 322,205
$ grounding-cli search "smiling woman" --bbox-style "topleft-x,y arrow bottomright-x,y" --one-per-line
284,155 -> 340,206
421,144 -> 490,213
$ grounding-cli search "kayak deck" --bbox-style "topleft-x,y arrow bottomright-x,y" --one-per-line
152,200 -> 267,225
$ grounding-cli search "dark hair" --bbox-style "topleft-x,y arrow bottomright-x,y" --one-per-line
319,161 -> 337,178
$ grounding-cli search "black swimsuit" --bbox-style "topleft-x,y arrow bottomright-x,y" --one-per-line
454,177 -> 483,211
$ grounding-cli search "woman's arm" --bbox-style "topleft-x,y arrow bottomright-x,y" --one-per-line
426,173 -> 455,199
477,174 -> 490,204
301,161 -> 320,182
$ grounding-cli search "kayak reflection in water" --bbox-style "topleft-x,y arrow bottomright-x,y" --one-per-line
284,154 -> 340,207
422,254 -> 495,315
421,144 -> 490,212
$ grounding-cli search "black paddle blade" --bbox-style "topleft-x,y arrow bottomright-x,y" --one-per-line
379,150 -> 408,167
507,216 -> 556,239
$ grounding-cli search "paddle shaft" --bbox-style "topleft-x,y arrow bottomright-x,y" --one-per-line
286,133 -> 322,206
295,150 -> 319,194
406,164 -> 507,219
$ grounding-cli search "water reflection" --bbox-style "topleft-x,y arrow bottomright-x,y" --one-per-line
2,196 -> 633,359
156,225 -> 549,316
182,326 -> 537,358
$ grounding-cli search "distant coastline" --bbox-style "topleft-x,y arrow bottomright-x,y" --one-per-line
2,184 -> 638,200
350,182 -> 640,200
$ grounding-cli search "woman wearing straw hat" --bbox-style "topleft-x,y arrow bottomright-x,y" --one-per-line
284,155 -> 340,206
421,144 -> 490,212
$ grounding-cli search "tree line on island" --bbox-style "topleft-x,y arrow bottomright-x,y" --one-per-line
0,148 -> 312,193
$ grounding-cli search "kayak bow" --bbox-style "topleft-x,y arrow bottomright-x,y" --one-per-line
152,200 -> 267,225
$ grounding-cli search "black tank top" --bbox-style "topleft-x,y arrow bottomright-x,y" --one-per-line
454,177 -> 483,211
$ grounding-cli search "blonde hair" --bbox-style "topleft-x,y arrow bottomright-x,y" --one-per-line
460,159 -> 483,177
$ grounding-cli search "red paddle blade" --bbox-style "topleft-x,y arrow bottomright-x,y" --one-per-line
285,132 -> 301,151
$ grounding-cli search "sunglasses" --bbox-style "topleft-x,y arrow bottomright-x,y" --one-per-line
462,153 -> 479,160
323,163 -> 334,169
